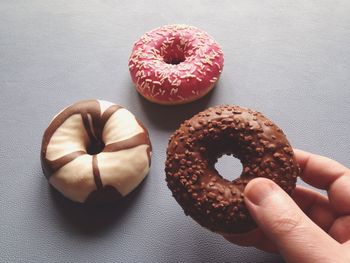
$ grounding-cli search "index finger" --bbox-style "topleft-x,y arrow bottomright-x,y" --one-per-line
294,149 -> 350,215
294,149 -> 349,189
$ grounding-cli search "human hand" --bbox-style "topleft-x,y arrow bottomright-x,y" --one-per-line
223,149 -> 350,263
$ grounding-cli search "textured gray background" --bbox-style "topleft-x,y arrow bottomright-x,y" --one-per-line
1,0 -> 350,262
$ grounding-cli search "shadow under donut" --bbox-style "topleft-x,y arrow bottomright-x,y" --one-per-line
137,82 -> 220,131
49,175 -> 148,235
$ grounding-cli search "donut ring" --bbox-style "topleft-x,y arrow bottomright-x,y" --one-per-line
41,100 -> 152,205
165,105 -> 299,233
129,24 -> 224,105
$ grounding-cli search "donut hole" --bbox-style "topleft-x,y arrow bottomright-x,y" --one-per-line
215,154 -> 243,181
163,53 -> 185,65
86,139 -> 105,155
162,40 -> 186,65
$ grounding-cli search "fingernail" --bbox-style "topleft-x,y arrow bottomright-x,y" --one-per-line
245,178 -> 278,206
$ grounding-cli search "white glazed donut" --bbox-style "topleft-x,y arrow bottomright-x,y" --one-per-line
41,100 -> 152,204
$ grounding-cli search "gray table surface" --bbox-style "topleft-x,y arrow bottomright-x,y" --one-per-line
1,1 -> 350,262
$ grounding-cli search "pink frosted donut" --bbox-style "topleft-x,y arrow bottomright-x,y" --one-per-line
128,24 -> 224,105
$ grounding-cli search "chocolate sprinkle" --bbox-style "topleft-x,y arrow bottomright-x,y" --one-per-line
165,105 -> 299,234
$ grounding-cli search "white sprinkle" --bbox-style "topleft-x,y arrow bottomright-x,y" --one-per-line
211,49 -> 218,57
145,82 -> 151,92
210,77 -> 218,83
170,87 -> 178,95
141,81 -> 146,90
176,44 -> 183,52
202,57 -> 213,66
171,79 -> 182,86
180,73 -> 196,79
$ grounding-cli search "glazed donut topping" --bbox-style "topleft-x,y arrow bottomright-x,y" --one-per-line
129,24 -> 224,104
41,100 -> 152,204
165,105 -> 299,233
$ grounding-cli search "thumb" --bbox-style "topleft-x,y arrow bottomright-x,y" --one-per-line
244,178 -> 340,263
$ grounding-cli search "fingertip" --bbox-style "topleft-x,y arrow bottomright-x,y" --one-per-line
244,177 -> 275,194
244,178 -> 280,206
292,148 -> 349,190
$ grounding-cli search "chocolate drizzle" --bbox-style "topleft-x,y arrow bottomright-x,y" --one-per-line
41,100 -> 101,178
42,150 -> 86,175
103,133 -> 149,152
41,100 -> 152,204
100,105 -> 122,128
165,105 -> 299,234
92,155 -> 103,190
85,185 -> 123,205
81,111 -> 105,155
136,119 -> 153,166
81,111 -> 97,143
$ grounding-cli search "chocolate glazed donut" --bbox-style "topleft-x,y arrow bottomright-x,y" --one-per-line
165,105 -> 299,234
41,100 -> 152,205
